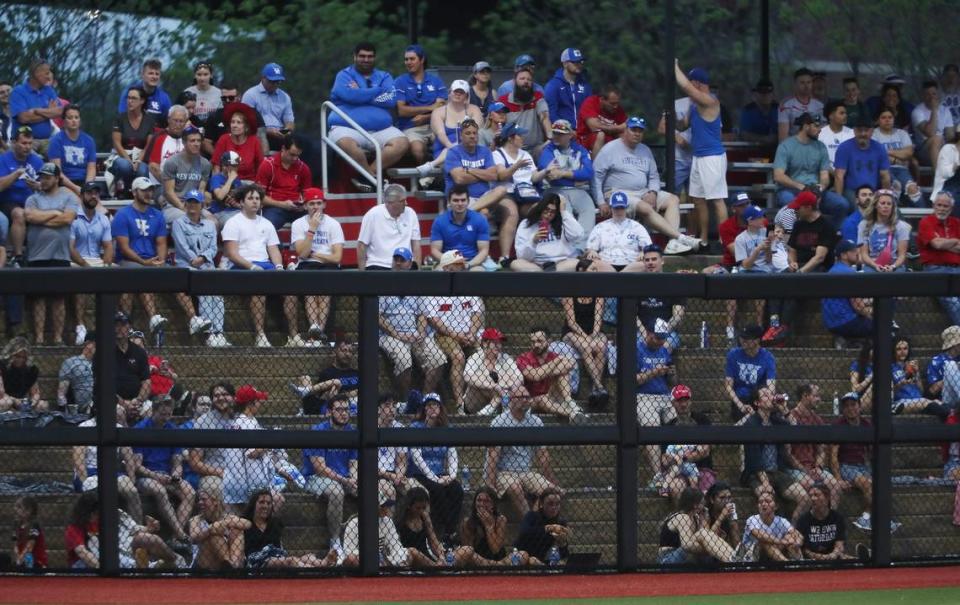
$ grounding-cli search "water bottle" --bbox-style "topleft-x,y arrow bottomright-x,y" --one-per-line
500,392 -> 510,411
460,466 -> 471,492
154,326 -> 165,349
22,552 -> 33,569
445,548 -> 455,567
510,548 -> 521,566
832,391 -> 840,416
729,502 -> 738,521
19,398 -> 31,413
547,545 -> 561,566
699,321 -> 709,349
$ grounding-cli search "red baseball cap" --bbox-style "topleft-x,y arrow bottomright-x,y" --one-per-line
303,188 -> 325,202
671,384 -> 692,400
788,190 -> 818,210
480,327 -> 506,342
235,384 -> 269,404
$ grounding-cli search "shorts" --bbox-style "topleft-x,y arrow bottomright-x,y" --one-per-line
607,189 -> 674,214
379,334 -> 446,375
0,201 -> 21,222
26,259 -> 71,268
689,154 -> 728,200
73,257 -> 107,268
494,470 -> 551,498
230,260 -> 277,270
403,124 -> 434,145
657,547 -> 690,565
745,469 -> 795,495
636,393 -> 676,426
839,463 -> 871,483
330,125 -> 405,150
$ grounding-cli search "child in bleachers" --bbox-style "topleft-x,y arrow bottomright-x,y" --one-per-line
11,496 -> 47,569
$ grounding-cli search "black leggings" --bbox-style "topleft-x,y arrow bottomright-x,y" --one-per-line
417,476 -> 464,538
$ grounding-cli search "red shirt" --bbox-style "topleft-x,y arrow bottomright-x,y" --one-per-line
256,153 -> 313,202
787,406 -> 825,469
148,131 -> 183,166
148,355 -> 174,397
212,133 -> 264,181
14,522 -> 48,568
718,216 -> 746,268
576,95 -> 627,151
917,214 -> 960,266
515,350 -> 559,397
65,520 -> 98,567
835,416 -> 871,465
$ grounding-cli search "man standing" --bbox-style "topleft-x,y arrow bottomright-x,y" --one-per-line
24,162 -> 78,345
429,184 -> 490,271
821,240 -> 873,342
118,59 -> 172,126
676,62 -> 728,248
778,68 -> 824,141
357,183 -> 421,270
916,192 -> 960,325
941,65 -> 960,127
395,45 -> 447,165
328,42 -> 408,188
499,68 -> 552,153
10,61 -> 62,150
577,85 -> 627,156
70,183 -> 113,345
242,62 -> 295,150
303,395 -> 357,552
787,191 -> 838,273
538,119 -> 596,240
544,48 -> 591,127
290,188 -> 343,341
0,126 -> 43,266
516,327 -> 585,423
256,133 -> 312,231
818,101 -> 854,169
46,105 -> 96,197
111,177 -> 169,334
161,126 -> 211,227
592,117 -> 699,254
834,115 -> 891,204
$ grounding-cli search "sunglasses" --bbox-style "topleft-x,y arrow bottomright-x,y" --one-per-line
16,125 -> 32,135
220,94 -> 238,103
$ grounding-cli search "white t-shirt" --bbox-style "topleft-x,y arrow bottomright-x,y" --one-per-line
818,126 -> 854,167
778,97 -> 825,136
742,513 -> 794,547
290,214 -> 345,258
734,227 -> 775,273
912,103 -> 955,146
674,97 -> 693,163
221,213 -> 280,264
493,146 -> 537,194
423,296 -> 484,336
933,143 -> 960,197
357,205 -> 421,269
872,128 -> 913,167
222,414 -> 276,503
586,217 -> 652,267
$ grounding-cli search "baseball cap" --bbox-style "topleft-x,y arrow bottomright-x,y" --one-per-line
610,191 -> 629,208
514,54 -> 536,68
450,79 -> 470,94
743,205 -> 765,221
488,101 -> 507,114
883,73 -> 905,86
740,324 -> 764,340
840,391 -> 860,403
671,384 -> 692,400
182,189 -> 204,204
83,330 -> 97,343
480,327 -> 506,342
38,162 -> 60,177
687,67 -> 710,84
626,116 -> 646,130
852,113 -> 874,129
835,239 -> 858,255
131,176 -> 155,191
501,122 -> 528,139
423,392 -> 442,405
383,183 -> 407,202
473,61 -> 491,72
642,318 -> 670,338
236,384 -> 268,404
788,190 -> 819,210
551,119 -> 573,134
219,150 -> 241,166
392,247 -> 413,261
560,48 -> 584,63
129,330 -> 145,340
262,62 -> 285,81
942,325 -> 960,350
114,310 -> 130,324
794,112 -> 824,127
438,249 -> 466,268
732,192 -> 751,206
80,181 -> 100,194
303,187 -> 325,202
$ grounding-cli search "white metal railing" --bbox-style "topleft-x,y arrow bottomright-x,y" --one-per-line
320,100 -> 383,202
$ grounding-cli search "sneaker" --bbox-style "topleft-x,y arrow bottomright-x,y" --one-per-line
329,537 -> 343,556
893,402 -> 905,415
172,554 -> 187,568
761,324 -> 788,345
725,325 -> 736,343
569,408 -> 588,425
834,336 -> 846,350
288,382 -> 311,398
481,257 -> 500,272
206,332 -> 231,348
663,239 -> 693,255
149,314 -> 168,333
285,334 -> 308,348
732,541 -> 754,563
350,177 -> 374,193
189,315 -> 212,335
855,543 -> 871,561
254,332 -> 272,348
853,513 -> 872,531
477,401 -> 500,416
307,323 -> 325,340
499,256 -> 513,270
678,234 -> 702,249
890,520 -> 902,533
75,324 -> 87,346
416,161 -> 435,177
7,254 -> 22,268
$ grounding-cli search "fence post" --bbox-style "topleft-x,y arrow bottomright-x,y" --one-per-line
616,297 -> 639,571
94,293 -> 120,575
871,296 -> 894,566
357,295 -> 381,575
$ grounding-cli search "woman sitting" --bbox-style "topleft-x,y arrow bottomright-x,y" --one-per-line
408,394 -> 464,545
511,193 -> 583,272
478,102 -> 508,149
514,487 -> 571,563
795,483 -> 854,561
458,486 -> 534,566
494,122 -> 553,216
658,487 -> 735,564
857,189 -> 910,273
704,482 -> 741,552
849,342 -> 874,408
395,487 -> 467,567
188,488 -> 251,570
561,258 -> 610,402
891,338 -> 948,419
739,489 -> 803,562
242,488 -> 334,569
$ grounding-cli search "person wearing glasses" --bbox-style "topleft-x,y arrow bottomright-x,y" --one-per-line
469,61 -> 494,117
117,59 -> 172,127
0,125 -> 43,266
184,61 -> 221,123
110,87 -> 154,195
241,62 -> 295,151
395,44 -> 447,166
9,60 -> 62,153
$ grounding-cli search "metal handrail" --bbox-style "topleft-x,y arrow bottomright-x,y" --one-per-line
320,100 -> 383,202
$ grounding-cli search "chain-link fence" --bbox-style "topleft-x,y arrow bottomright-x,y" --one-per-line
0,269 -> 959,575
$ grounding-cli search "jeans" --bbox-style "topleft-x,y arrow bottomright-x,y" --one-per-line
262,206 -> 306,231
925,265 -> 960,325
304,475 -> 347,538
110,157 -> 149,192
174,262 -> 226,332
777,188 -> 851,230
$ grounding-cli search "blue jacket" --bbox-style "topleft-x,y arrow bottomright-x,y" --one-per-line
543,68 -> 592,128
537,140 -> 593,187
328,66 -> 397,132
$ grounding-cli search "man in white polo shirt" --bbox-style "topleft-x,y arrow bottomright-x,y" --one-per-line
357,183 -> 421,270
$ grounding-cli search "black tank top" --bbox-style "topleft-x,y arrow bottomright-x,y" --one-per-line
658,512 -> 684,548
565,297 -> 597,335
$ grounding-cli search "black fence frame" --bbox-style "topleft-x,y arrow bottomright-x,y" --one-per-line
2,269 -> 960,575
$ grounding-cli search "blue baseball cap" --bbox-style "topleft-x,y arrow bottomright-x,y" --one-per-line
743,205 -> 764,221
687,67 -> 710,84
262,62 -> 285,81
610,191 -> 629,208
626,116 -> 646,130
560,48 -> 584,63
835,239 -> 858,255
514,54 -> 536,68
732,192 -> 751,206
501,122 -> 528,138
488,101 -> 507,113
183,189 -> 204,204
392,247 -> 413,261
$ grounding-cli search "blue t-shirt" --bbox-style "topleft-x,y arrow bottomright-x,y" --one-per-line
133,417 -> 179,473
840,209 -> 862,244
926,352 -> 955,389
444,144 -> 494,199
834,139 -> 890,190
394,73 -> 447,130
118,82 -> 172,125
725,347 -> 777,400
47,130 -> 97,183
206,173 -> 241,213
739,102 -> 778,137
9,80 -> 59,139
821,262 -> 860,329
111,204 -> 167,260
302,421 -> 357,478
892,362 -> 922,401
429,209 -> 489,260
0,150 -> 43,206
328,66 -> 396,132
636,341 -> 672,395
406,420 -> 450,477
849,359 -> 873,377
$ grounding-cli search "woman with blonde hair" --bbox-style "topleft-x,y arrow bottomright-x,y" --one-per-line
857,188 -> 910,273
